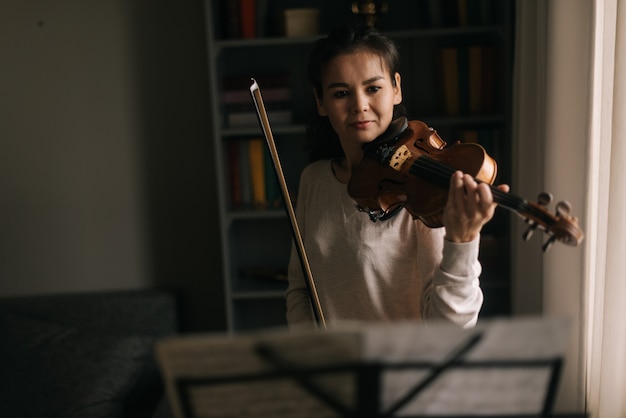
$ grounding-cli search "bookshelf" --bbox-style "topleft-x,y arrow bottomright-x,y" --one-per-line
204,0 -> 515,332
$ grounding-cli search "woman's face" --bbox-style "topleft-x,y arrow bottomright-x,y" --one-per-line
315,51 -> 402,153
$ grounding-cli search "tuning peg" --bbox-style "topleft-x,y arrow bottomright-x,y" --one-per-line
523,221 -> 537,241
537,192 -> 553,206
542,235 -> 557,252
523,192 -> 552,241
540,199 -> 572,251
555,200 -> 572,217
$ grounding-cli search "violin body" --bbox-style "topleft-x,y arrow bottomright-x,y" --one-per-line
348,118 -> 584,249
349,119 -> 497,227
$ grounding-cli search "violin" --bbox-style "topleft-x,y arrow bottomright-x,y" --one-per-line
348,117 -> 584,251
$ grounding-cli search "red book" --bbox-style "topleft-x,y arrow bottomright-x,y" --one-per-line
239,0 -> 255,39
248,138 -> 266,208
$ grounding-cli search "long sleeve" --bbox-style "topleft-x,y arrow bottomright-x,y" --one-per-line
284,160 -> 485,329
420,237 -> 484,328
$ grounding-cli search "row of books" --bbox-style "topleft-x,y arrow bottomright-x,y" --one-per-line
217,0 -> 498,40
438,44 -> 498,116
419,0 -> 497,28
221,74 -> 294,128
218,0 -> 294,40
226,138 -> 282,210
219,0 -> 262,39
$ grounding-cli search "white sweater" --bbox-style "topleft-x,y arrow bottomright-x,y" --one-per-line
286,160 -> 484,328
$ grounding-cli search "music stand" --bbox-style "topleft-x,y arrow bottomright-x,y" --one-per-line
156,317 -> 569,418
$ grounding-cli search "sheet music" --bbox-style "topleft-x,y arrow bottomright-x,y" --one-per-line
360,318 -> 569,416
157,317 -> 569,418
157,330 -> 361,418
384,367 -> 552,415
469,317 -> 570,361
358,321 -> 477,363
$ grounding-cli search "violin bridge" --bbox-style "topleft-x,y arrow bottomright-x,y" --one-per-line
389,144 -> 411,172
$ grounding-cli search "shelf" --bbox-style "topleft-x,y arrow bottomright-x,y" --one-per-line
420,114 -> 507,127
207,0 -> 516,332
214,35 -> 323,50
389,25 -> 508,40
213,26 -> 508,50
227,209 -> 285,221
220,124 -> 306,138
232,299 -> 288,330
232,290 -> 286,300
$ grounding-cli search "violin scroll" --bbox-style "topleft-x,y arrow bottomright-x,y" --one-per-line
521,193 -> 584,252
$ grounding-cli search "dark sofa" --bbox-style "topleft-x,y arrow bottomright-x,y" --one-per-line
0,289 -> 179,418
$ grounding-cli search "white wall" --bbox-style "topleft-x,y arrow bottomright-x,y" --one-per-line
0,0 -> 147,293
513,0 -> 592,413
0,0 -> 224,330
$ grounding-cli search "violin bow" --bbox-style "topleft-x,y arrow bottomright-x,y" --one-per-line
250,79 -> 327,329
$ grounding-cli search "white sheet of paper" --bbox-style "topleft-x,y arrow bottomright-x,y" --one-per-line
156,317 -> 569,417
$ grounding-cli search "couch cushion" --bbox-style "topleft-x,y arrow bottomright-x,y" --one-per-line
0,313 -> 155,418
0,290 -> 179,337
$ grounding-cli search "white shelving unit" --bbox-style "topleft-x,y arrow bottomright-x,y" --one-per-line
204,0 -> 515,332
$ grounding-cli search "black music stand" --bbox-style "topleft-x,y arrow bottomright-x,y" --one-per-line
156,317 -> 569,418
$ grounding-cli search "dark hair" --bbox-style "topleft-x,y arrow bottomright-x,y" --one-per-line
305,24 -> 405,161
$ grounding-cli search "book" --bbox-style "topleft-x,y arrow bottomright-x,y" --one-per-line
255,0 -> 268,37
239,0 -> 255,38
457,0 -> 469,26
457,46 -> 470,114
468,45 -> 483,114
238,139 -> 252,207
443,0 -> 461,26
221,73 -> 293,127
439,47 -> 460,115
227,137 -> 283,210
480,45 -> 497,112
227,140 -> 242,209
221,0 -> 240,39
455,0 -> 494,27
221,86 -> 291,105
438,44 -> 497,116
226,108 -> 293,128
423,0 -> 445,27
467,0 -> 494,26
247,138 -> 266,208
264,146 -> 281,208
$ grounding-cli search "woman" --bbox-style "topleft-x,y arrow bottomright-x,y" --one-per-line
285,24 -> 508,329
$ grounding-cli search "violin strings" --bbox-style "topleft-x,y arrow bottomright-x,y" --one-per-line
410,156 -> 554,225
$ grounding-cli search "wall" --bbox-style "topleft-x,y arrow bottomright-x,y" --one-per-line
0,0 -> 224,331
512,0 -> 591,413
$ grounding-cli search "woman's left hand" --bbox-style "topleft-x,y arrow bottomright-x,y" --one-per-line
442,171 -> 510,243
